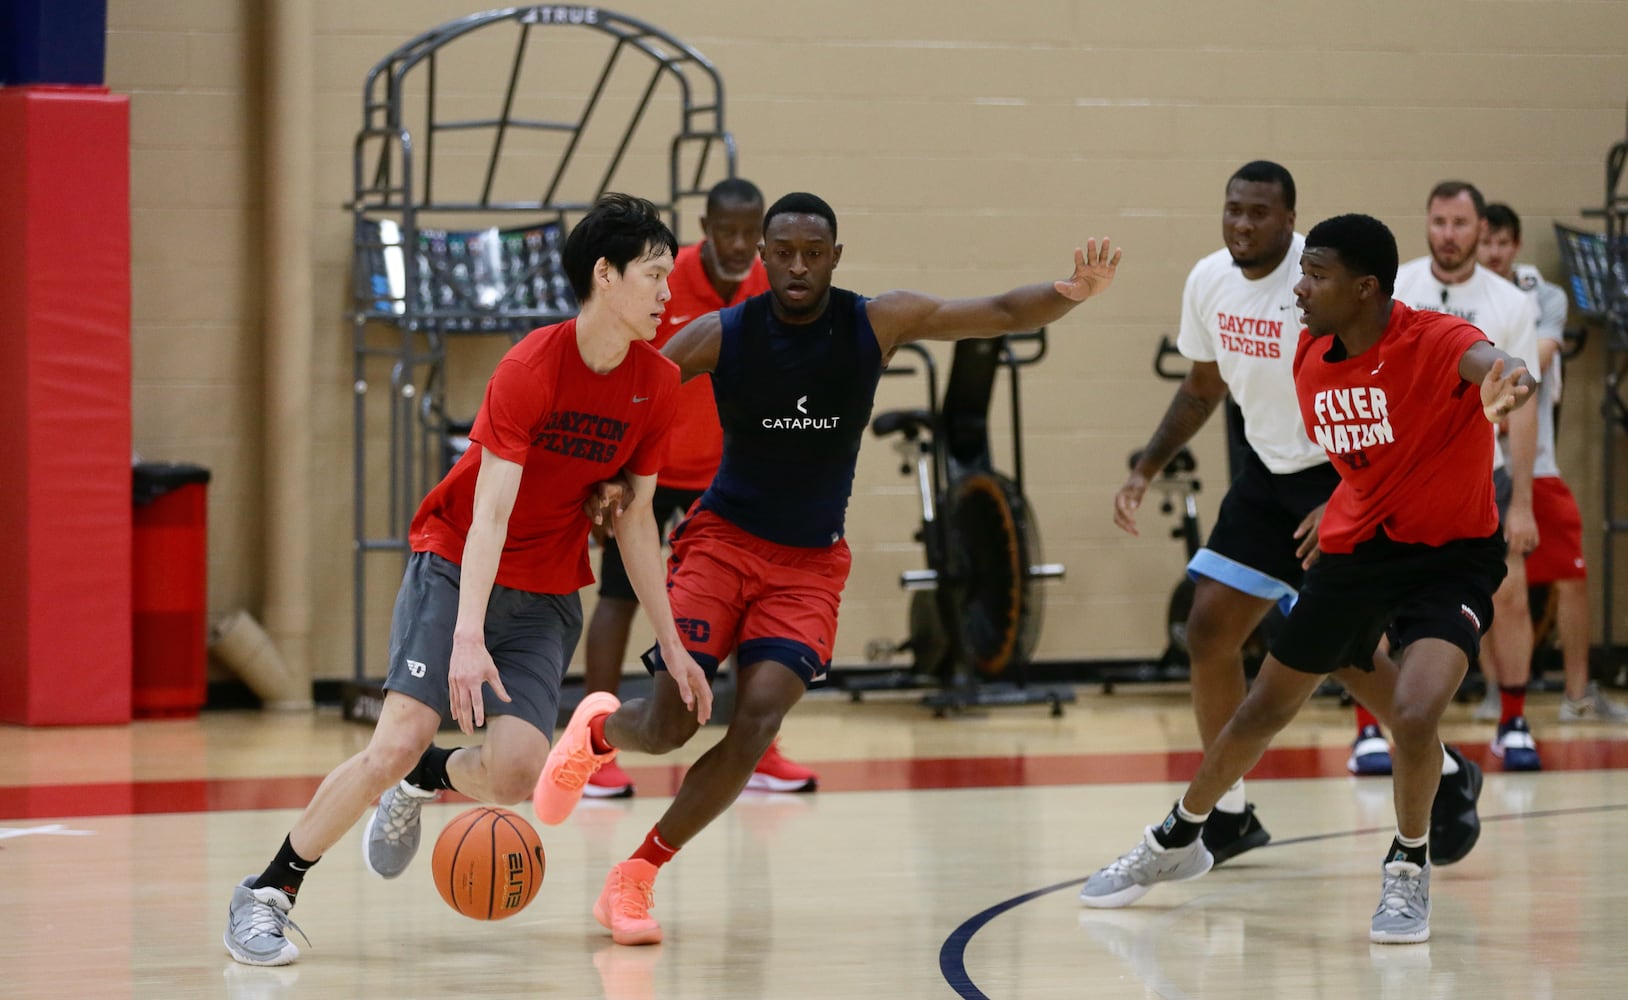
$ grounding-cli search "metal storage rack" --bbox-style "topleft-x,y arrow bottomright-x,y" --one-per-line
347,7 -> 738,700
1556,103 -> 1628,679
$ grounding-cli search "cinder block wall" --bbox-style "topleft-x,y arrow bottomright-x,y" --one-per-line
109,0 -> 1628,683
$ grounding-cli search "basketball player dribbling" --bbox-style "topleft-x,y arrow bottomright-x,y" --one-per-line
223,194 -> 710,967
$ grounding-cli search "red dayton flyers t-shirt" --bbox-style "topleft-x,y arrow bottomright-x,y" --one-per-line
654,243 -> 769,490
410,319 -> 678,593
1293,302 -> 1494,554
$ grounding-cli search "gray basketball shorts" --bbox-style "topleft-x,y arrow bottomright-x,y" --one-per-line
382,551 -> 582,739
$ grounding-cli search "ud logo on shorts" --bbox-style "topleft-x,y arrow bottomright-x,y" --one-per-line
675,617 -> 711,643
407,658 -> 427,678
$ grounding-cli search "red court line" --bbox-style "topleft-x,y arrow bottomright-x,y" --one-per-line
3,739 -> 1626,821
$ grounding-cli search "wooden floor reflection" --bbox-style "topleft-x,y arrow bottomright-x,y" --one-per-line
3,684 -> 1626,999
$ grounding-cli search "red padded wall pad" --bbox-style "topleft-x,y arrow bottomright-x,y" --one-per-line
0,86 -> 132,725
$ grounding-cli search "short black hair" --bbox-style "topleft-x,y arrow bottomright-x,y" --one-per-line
1304,214 -> 1399,296
706,177 -> 764,216
763,192 -> 837,241
1427,180 -> 1486,218
561,193 -> 678,302
1484,202 -> 1521,240
1228,160 -> 1296,211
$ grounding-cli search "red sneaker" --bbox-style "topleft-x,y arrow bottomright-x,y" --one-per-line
593,859 -> 663,946
585,758 -> 635,799
534,691 -> 619,825
746,739 -> 818,793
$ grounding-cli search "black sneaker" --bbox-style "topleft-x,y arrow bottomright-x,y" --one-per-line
1201,803 -> 1271,866
1429,744 -> 1482,866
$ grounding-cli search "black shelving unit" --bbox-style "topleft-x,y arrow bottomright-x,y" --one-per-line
1556,102 -> 1628,682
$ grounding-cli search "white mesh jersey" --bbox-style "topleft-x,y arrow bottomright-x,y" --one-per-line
1393,258 -> 1540,472
1494,263 -> 1570,479
1176,232 -> 1325,474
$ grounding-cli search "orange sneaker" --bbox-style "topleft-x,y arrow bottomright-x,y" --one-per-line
585,759 -> 635,799
593,859 -> 664,946
746,739 -> 818,793
534,691 -> 620,825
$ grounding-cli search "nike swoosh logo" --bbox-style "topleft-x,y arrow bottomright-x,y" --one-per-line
667,314 -> 695,326
633,395 -> 649,403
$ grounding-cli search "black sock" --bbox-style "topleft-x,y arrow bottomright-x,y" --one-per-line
405,744 -> 458,792
1150,801 -> 1204,849
1386,836 -> 1429,868
253,835 -> 318,901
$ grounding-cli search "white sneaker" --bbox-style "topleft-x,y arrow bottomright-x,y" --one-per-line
1079,826 -> 1213,909
1559,682 -> 1628,723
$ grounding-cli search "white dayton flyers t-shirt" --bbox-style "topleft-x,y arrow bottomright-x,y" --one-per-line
1176,232 -> 1325,474
1394,258 -> 1539,472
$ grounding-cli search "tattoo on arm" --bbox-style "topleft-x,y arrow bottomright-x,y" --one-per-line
1138,388 -> 1219,476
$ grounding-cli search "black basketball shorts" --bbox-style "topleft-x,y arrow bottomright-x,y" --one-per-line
1187,448 -> 1341,613
1269,529 -> 1507,675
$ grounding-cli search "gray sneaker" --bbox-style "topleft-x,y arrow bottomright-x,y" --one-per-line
1079,827 -> 1214,909
363,780 -> 436,878
1370,860 -> 1431,944
1560,682 -> 1628,723
224,877 -> 307,966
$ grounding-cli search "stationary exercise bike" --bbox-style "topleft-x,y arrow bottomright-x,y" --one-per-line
852,330 -> 1073,717
1101,336 -> 1272,692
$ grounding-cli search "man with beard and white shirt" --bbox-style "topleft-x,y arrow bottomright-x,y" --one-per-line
1360,181 -> 1543,772
1113,162 -> 1483,867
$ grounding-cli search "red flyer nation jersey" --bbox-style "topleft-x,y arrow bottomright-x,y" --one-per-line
1293,302 -> 1494,554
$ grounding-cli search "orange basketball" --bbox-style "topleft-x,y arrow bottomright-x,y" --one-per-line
430,806 -> 546,920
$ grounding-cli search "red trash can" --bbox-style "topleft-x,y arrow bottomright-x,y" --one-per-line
132,462 -> 211,718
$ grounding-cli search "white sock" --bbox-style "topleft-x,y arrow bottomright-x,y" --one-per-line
1175,801 -> 1211,824
1439,743 -> 1460,776
1395,830 -> 1427,849
1215,780 -> 1246,814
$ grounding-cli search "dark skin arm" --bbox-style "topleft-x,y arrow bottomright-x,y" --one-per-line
661,239 -> 1121,374
1461,341 -> 1536,420
662,312 -> 723,381
1114,360 -> 1227,536
865,239 -> 1121,358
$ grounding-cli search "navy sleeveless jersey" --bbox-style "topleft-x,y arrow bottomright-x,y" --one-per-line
698,288 -> 884,547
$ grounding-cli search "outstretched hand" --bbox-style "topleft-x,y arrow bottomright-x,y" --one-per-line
1054,237 -> 1122,302
1479,358 -> 1531,424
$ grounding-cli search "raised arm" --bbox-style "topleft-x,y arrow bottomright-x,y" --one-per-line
866,238 -> 1122,356
661,312 -> 723,382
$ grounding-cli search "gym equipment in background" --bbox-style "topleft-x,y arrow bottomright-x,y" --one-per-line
853,330 -> 1072,717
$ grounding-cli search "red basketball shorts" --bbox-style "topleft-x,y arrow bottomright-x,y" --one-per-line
645,508 -> 850,685
1526,475 -> 1586,585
